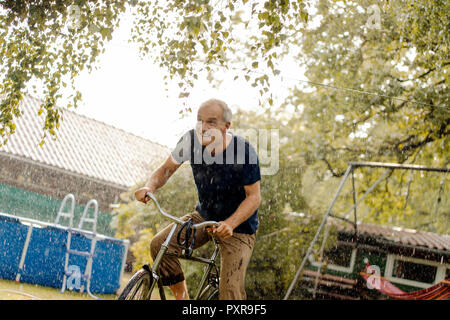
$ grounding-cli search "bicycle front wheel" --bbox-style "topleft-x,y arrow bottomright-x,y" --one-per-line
197,284 -> 219,300
117,267 -> 153,300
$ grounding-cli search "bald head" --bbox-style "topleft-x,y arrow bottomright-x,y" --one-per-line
199,98 -> 232,123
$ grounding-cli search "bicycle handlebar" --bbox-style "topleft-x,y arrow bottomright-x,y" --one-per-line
145,192 -> 219,230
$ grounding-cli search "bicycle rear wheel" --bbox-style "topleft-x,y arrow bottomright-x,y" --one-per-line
117,266 -> 153,300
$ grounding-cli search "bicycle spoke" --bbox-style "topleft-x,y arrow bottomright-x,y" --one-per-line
126,280 -> 141,300
127,277 -> 148,300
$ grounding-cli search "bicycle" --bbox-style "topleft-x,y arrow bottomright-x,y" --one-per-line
117,192 -> 220,300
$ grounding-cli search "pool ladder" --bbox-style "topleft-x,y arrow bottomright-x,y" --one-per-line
55,194 -> 100,299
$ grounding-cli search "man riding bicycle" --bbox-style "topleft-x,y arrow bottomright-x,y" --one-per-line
134,98 -> 261,300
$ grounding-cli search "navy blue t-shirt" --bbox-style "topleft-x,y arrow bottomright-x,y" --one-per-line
171,129 -> 261,234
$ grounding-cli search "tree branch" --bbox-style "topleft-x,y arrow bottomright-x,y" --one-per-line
322,157 -> 346,177
397,117 -> 450,154
394,62 -> 450,83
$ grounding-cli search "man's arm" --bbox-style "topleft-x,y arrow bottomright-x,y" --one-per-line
214,181 -> 261,239
135,155 -> 182,203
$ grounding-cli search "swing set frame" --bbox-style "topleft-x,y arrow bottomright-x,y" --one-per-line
284,161 -> 449,300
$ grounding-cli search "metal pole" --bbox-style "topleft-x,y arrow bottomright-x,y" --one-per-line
312,221 -> 330,299
351,168 -> 357,229
343,169 -> 392,220
15,224 -> 33,282
402,171 -> 414,217
348,161 -> 449,173
433,172 -> 447,231
283,165 -> 352,300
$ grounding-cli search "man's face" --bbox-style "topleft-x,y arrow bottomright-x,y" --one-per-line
195,103 -> 229,146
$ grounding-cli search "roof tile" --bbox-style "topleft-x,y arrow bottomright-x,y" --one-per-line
340,223 -> 450,252
0,95 -> 169,188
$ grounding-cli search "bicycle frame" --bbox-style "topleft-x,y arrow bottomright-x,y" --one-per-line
145,223 -> 220,300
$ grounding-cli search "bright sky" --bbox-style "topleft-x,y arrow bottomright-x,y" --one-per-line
65,7 -> 306,149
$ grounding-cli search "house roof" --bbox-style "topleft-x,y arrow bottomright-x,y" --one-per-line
340,222 -> 450,253
0,94 -> 170,188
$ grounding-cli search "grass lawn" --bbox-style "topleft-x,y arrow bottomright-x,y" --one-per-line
0,272 -> 175,300
0,273 -> 131,300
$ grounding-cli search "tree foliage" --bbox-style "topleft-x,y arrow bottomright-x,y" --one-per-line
283,0 -> 449,174
0,0 -> 310,145
275,0 -> 449,233
0,0 -> 128,145
1,0 -> 447,155
131,0 -> 308,103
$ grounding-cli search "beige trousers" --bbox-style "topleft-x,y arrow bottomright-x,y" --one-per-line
150,211 -> 256,300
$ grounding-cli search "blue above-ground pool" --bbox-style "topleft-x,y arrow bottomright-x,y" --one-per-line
0,212 -> 129,295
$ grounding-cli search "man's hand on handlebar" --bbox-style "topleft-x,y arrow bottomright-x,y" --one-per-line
212,221 -> 233,239
135,186 -> 155,203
